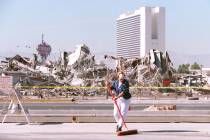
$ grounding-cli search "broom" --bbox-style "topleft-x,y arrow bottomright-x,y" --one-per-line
106,82 -> 138,136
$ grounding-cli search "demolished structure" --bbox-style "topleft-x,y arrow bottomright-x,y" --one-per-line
53,44 -> 108,86
104,49 -> 173,86
0,43 -> 108,98
1,39 -> 209,100
144,105 -> 176,111
0,45 -> 175,95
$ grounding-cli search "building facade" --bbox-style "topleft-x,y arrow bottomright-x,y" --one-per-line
117,7 -> 165,59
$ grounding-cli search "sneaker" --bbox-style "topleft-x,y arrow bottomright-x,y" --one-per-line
116,125 -> 122,132
118,126 -> 122,131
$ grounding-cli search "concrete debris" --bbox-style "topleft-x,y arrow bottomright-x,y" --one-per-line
104,49 -> 173,86
144,105 -> 176,111
0,44 -> 109,98
0,42 -> 209,99
177,74 -> 207,87
137,49 -> 173,86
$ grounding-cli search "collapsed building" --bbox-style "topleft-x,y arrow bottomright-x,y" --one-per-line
0,47 -> 174,89
0,43 -> 109,98
53,44 -> 108,86
104,49 -> 173,86
137,49 -> 173,86
2,39 -> 208,99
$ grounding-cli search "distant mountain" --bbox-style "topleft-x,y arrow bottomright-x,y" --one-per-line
96,51 -> 210,69
94,51 -> 116,69
2,50 -> 209,70
0,50 -> 117,68
168,51 -> 210,69
0,51 -> 33,61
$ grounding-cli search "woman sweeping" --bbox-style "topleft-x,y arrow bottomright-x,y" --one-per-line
108,71 -> 132,132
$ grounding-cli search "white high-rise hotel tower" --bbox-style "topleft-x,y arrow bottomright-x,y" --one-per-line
117,7 -> 165,59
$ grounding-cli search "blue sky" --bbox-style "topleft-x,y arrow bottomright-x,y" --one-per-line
0,0 -> 210,57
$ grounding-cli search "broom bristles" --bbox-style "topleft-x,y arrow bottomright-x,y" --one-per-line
117,129 -> 138,136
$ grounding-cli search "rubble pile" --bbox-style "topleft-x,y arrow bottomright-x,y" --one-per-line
137,49 -> 173,86
2,40 -> 208,99
104,49 -> 173,86
144,105 -> 176,111
0,44 -> 108,98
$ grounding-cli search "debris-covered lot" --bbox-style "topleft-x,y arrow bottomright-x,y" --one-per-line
0,42 -> 210,100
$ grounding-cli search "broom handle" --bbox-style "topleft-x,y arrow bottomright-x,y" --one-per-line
113,99 -> 128,130
107,86 -> 128,130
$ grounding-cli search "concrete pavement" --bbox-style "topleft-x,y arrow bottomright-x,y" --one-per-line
2,98 -> 210,111
2,102 -> 210,110
1,99 -> 210,123
0,123 -> 210,140
2,110 -> 210,123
